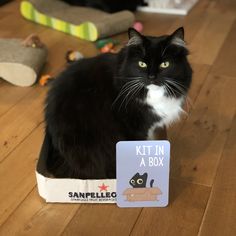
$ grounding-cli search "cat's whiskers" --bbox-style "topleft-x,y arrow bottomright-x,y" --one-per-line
166,80 -> 192,104
164,84 -> 173,97
118,82 -> 143,111
165,79 -> 193,112
112,76 -> 143,107
171,80 -> 188,90
167,80 -> 189,94
166,80 -> 185,95
124,82 -> 144,109
112,79 -> 140,108
117,80 -> 140,100
120,83 -> 140,110
114,76 -> 144,80
163,85 -> 169,96
113,80 -> 139,99
164,82 -> 177,98
170,80 -> 193,109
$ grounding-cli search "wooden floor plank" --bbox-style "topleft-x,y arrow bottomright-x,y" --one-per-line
188,2 -> 235,65
0,3 -> 48,117
0,6 -> 97,120
168,63 -> 210,142
131,180 -> 210,236
187,64 -> 210,105
114,11 -> 179,50
62,205 -> 141,236
0,188 -> 80,236
211,20 -> 236,77
171,74 -> 236,186
135,11 -> 179,36
0,86 -> 45,162
167,0 -> 212,43
0,84 -> 31,117
0,0 -> 236,235
0,22 -> 65,120
0,2 -> 45,38
214,0 -> 236,15
0,29 -> 97,162
198,114 -> 236,236
0,125 -> 43,226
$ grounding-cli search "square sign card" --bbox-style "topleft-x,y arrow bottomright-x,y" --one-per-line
116,140 -> 170,208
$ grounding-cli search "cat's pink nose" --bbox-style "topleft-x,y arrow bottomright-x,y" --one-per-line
149,75 -> 155,79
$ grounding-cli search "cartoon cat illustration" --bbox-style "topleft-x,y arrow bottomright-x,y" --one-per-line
129,172 -> 154,188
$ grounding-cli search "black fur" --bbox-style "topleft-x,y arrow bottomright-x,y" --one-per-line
45,28 -> 192,179
129,173 -> 148,188
62,0 -> 146,13
129,172 -> 154,188
150,179 -> 154,188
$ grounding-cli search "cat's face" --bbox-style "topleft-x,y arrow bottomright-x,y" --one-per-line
116,27 -> 192,101
129,172 -> 147,188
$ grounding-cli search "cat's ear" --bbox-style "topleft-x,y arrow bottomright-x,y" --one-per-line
172,27 -> 184,40
131,172 -> 139,178
170,27 -> 186,48
143,173 -> 148,179
127,28 -> 143,46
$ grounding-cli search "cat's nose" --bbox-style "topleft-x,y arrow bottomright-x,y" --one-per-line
149,75 -> 155,79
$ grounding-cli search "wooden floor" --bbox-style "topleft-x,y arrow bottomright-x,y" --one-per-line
0,0 -> 236,235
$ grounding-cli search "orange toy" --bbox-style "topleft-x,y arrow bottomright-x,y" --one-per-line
39,74 -> 54,86
100,42 -> 115,53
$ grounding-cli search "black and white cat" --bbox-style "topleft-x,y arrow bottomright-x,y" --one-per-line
45,27 -> 192,179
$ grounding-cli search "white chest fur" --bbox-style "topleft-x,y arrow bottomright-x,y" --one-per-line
145,84 -> 184,139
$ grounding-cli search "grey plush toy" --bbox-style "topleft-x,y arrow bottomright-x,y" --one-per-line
0,34 -> 47,87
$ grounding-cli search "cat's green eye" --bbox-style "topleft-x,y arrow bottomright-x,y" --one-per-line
138,61 -> 147,68
160,61 -> 170,69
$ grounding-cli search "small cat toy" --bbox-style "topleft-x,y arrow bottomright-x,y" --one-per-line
39,74 -> 54,86
65,50 -> 84,63
39,50 -> 84,86
95,38 -> 119,53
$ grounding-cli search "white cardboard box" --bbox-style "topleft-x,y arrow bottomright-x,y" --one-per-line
36,128 -> 167,203
36,134 -> 116,203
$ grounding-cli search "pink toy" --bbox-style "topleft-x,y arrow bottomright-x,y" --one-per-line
133,21 -> 143,32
